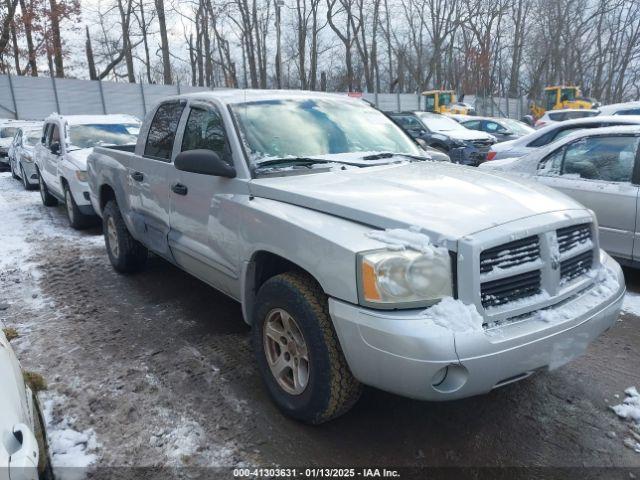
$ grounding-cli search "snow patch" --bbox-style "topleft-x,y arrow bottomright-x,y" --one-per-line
366,226 -> 447,256
623,291 -> 640,317
420,297 -> 484,333
610,386 -> 640,454
41,392 -> 99,474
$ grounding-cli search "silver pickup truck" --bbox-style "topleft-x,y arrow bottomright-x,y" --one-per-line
87,90 -> 625,424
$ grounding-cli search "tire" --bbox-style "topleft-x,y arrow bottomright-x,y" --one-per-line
64,184 -> 92,229
103,200 -> 148,273
252,271 -> 362,424
21,165 -> 33,191
32,394 -> 54,480
10,158 -> 19,180
37,170 -> 57,207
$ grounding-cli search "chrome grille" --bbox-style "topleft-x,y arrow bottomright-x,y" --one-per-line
480,236 -> 540,274
481,270 -> 541,308
557,223 -> 592,253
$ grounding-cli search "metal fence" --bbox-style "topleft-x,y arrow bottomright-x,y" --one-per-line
0,73 -> 523,121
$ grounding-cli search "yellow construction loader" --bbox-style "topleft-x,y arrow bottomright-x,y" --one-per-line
530,85 -> 598,120
422,90 -> 475,115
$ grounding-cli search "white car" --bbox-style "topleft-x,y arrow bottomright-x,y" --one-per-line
9,126 -> 43,191
0,329 -> 51,479
597,101 -> 640,116
534,108 -> 599,128
485,115 -> 640,161
35,114 -> 140,229
480,125 -> 640,265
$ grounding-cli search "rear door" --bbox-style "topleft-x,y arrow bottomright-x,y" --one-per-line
168,102 -> 241,296
130,100 -> 186,258
537,134 -> 640,261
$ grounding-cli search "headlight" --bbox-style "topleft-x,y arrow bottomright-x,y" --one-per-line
358,249 -> 453,308
75,170 -> 88,182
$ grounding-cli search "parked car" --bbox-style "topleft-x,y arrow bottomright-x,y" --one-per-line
480,125 -> 640,266
9,126 -> 43,190
459,116 -> 534,143
389,111 -> 496,165
0,120 -> 40,170
597,101 -> 640,116
0,329 -> 51,479
35,114 -> 140,229
486,115 -> 640,161
87,91 -> 624,424
534,108 -> 599,128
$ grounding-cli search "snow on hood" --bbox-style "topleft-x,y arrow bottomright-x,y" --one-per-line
479,157 -> 522,171
445,129 -> 495,141
0,138 -> 13,148
249,161 -> 587,241
66,148 -> 93,170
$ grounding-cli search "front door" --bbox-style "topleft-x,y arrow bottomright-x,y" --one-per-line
538,134 -> 640,261
43,123 -> 63,196
168,103 -> 241,297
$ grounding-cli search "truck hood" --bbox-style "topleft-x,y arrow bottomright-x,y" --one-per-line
66,148 -> 92,170
249,162 -> 586,240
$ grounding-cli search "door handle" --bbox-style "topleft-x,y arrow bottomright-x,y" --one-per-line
131,171 -> 144,182
171,183 -> 188,195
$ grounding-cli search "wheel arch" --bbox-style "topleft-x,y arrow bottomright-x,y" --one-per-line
241,250 -> 323,325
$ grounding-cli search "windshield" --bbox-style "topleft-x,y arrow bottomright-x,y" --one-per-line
68,123 -> 139,149
1,127 -> 18,138
502,119 -> 534,135
230,98 -> 421,164
24,130 -> 41,146
416,113 -> 465,132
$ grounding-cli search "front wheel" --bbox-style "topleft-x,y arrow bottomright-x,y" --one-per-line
10,159 -> 19,180
38,170 -> 57,207
252,272 -> 362,424
21,165 -> 34,191
64,185 -> 92,229
103,200 -> 148,273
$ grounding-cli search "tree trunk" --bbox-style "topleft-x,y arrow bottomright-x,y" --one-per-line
155,0 -> 172,84
19,0 -> 37,76
85,26 -> 97,80
48,0 -> 64,77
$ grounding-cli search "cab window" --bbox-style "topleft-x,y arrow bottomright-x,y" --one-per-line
462,120 -> 481,130
562,135 -> 639,182
181,107 -> 230,164
144,102 -> 186,161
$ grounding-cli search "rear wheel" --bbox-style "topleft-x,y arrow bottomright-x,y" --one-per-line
10,158 -> 19,180
103,200 -> 148,273
253,271 -> 361,424
38,170 -> 57,207
64,185 -> 92,229
21,165 -> 33,191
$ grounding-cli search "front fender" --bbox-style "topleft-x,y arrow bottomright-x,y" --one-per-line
236,197 -> 385,323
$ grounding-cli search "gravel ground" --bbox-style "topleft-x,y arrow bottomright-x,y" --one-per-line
0,171 -> 639,478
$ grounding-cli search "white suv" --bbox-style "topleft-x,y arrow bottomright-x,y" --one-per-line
35,114 -> 140,229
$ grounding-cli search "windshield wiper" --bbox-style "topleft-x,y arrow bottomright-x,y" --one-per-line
361,152 -> 430,161
254,157 -> 332,169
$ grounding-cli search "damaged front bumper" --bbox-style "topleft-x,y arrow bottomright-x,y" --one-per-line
329,251 -> 624,401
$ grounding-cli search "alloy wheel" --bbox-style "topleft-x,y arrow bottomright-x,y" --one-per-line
106,216 -> 119,259
263,308 -> 310,395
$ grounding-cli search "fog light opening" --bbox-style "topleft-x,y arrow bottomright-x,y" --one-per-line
431,364 -> 468,394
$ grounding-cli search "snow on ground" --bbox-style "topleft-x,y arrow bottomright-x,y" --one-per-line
610,386 -> 640,454
622,291 -> 640,316
41,392 -> 99,472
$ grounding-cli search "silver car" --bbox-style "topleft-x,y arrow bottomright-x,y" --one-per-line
9,126 -> 43,190
480,125 -> 640,266
486,115 -> 640,161
87,91 -> 624,423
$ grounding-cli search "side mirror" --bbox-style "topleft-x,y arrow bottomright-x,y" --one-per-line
416,138 -> 429,149
174,149 -> 236,178
50,142 -> 61,155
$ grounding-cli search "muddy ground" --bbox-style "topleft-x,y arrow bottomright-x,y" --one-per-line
0,172 -> 639,478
